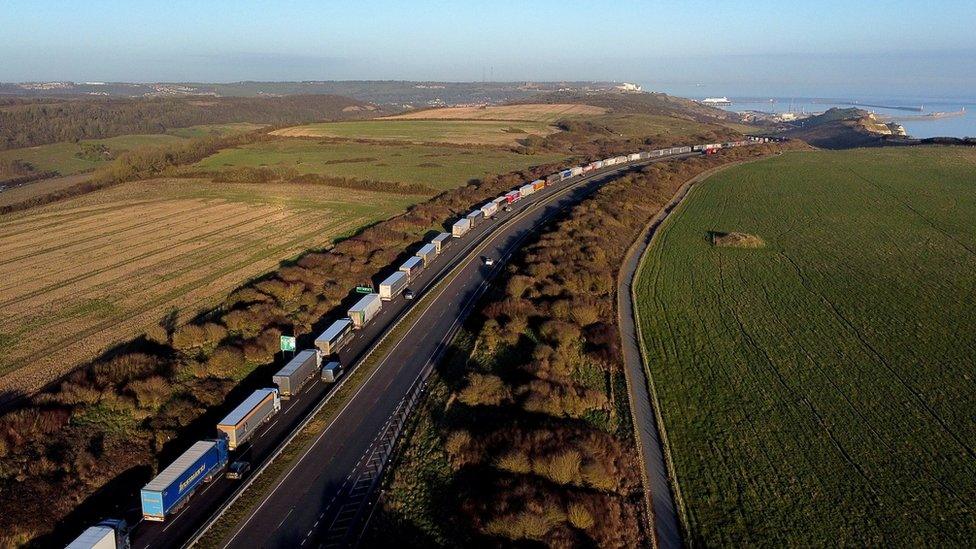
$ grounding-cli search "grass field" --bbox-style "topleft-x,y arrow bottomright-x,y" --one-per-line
382,103 -> 606,122
195,139 -> 567,190
0,179 -> 418,395
635,147 -> 976,545
0,123 -> 265,176
270,119 -> 559,146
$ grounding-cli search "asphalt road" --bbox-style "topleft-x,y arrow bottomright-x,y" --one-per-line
124,157 -> 678,549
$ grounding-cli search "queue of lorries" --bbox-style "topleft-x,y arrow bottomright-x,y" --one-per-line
65,136 -> 770,549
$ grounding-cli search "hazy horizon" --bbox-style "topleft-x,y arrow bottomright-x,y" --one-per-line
3,1 -> 974,100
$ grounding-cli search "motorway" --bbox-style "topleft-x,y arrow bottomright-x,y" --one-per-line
122,156 -> 678,549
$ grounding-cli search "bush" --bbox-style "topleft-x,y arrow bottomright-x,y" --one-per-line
457,373 -> 509,407
128,376 -> 171,410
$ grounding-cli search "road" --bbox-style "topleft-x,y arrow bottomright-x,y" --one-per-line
124,156 -> 685,549
617,158 -> 770,549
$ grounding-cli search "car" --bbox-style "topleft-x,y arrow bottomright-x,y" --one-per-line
226,460 -> 251,479
503,206 -> 512,212
483,257 -> 495,266
404,289 -> 415,300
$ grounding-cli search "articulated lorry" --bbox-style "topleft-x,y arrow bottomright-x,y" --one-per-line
216,388 -> 281,450
65,519 -> 130,549
141,439 -> 229,521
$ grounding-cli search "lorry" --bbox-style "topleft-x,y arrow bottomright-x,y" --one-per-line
141,439 -> 229,521
216,388 -> 280,450
348,293 -> 382,328
399,256 -> 423,281
452,218 -> 471,237
531,179 -> 545,192
415,243 -> 438,267
273,349 -> 321,397
504,190 -> 520,204
465,209 -> 484,228
519,183 -> 536,197
480,201 -> 499,218
321,361 -> 343,382
65,519 -> 130,549
431,232 -> 451,253
315,318 -> 353,355
378,271 -> 408,301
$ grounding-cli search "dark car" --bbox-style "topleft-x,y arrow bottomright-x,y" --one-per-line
226,460 -> 251,479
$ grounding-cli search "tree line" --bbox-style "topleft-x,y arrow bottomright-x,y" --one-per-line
0,94 -> 377,151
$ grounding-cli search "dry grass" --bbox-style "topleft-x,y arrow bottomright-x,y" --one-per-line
382,103 -> 607,123
709,231 -> 765,248
0,179 -> 417,395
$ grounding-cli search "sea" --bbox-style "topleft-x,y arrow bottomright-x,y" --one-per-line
713,97 -> 975,139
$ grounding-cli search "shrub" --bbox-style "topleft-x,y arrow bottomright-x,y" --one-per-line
567,501 -> 594,530
128,376 -> 171,410
457,373 -> 509,407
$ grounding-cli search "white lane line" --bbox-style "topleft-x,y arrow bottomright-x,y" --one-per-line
277,508 -> 294,529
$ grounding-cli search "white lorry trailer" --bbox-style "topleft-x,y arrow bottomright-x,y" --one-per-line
216,388 -> 280,450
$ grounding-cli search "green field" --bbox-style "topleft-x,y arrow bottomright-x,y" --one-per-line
165,122 -> 266,138
272,119 -> 559,146
0,123 -> 265,176
195,139 -> 567,190
635,148 -> 976,545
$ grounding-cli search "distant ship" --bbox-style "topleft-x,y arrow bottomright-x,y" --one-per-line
701,97 -> 732,106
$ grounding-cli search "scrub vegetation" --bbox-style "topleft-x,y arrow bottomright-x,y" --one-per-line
635,147 -> 976,546
366,143 -> 790,547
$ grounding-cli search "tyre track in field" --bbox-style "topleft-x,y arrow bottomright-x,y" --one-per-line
0,207 -> 288,308
777,250 -> 976,461
0,200 -> 230,263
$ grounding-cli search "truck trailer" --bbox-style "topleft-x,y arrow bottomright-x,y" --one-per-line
504,190 -> 520,204
519,183 -> 536,197
531,179 -> 545,192
321,361 -> 343,383
452,218 -> 471,237
545,173 -> 561,185
216,388 -> 280,450
480,201 -> 499,218
315,318 -> 353,355
628,153 -> 640,161
65,519 -> 130,549
348,293 -> 382,329
273,349 -> 321,397
378,271 -> 408,301
465,209 -> 484,228
431,232 -> 451,253
141,439 -> 229,521
399,256 -> 423,281
415,243 -> 437,267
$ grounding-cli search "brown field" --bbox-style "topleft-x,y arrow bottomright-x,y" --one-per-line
381,103 -> 607,122
0,179 -> 418,396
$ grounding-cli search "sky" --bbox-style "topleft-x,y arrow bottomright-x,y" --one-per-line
2,0 -> 975,99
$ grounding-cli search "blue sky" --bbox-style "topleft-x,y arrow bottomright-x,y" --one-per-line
2,0 -> 974,98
